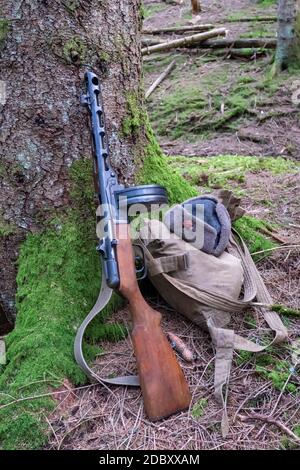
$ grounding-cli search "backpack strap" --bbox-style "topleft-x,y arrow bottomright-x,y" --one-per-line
210,231 -> 288,437
148,252 -> 190,276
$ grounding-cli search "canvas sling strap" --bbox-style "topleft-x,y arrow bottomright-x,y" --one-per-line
139,230 -> 288,437
74,256 -> 140,388
209,231 -> 288,437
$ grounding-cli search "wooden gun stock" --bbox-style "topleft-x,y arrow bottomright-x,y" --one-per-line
116,223 -> 191,421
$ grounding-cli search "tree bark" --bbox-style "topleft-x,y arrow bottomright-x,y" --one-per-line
0,0 -> 143,327
275,0 -> 300,70
191,0 -> 201,14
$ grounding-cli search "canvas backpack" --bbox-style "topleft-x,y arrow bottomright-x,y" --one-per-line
137,190 -> 288,436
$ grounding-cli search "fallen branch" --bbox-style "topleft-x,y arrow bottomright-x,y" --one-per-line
200,38 -> 277,49
251,244 -> 300,256
240,413 -> 300,445
142,37 -> 163,47
225,16 -> 277,23
258,108 -> 299,122
142,28 -> 227,56
210,48 -> 270,60
259,226 -> 288,244
143,24 -> 214,35
145,60 -> 176,99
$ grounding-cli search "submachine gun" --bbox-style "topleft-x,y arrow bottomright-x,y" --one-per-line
74,71 -> 191,421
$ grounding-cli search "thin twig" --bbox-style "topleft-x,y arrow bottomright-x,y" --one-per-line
251,244 -> 300,256
241,413 -> 300,444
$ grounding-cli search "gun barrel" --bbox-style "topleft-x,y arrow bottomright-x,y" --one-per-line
84,71 -> 120,289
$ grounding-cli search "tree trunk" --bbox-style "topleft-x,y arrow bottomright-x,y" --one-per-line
191,0 -> 202,14
275,0 -> 300,70
0,0 -> 196,449
0,0 -> 143,327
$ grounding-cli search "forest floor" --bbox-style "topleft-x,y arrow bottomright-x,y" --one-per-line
47,0 -> 300,450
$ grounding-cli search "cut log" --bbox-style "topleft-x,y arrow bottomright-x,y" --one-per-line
142,37 -> 163,47
200,38 -> 277,49
142,28 -> 227,56
206,48 -> 271,60
145,60 -> 176,99
225,16 -> 277,23
143,24 -> 214,35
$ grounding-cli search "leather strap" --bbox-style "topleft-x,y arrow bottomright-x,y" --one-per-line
74,258 -> 140,387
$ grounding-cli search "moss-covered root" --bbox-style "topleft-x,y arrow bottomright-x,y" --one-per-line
138,126 -> 197,204
0,214 -> 125,450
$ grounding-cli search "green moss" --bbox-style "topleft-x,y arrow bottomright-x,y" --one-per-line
138,125 -> 197,205
272,305 -> 300,318
99,50 -> 110,63
0,18 -> 9,47
63,37 -> 87,65
164,154 -> 298,255
227,13 -> 276,22
148,68 -> 259,139
0,218 -> 18,237
235,351 -> 253,366
143,54 -> 184,75
233,216 -> 276,257
143,3 -> 168,19
0,213 -> 126,450
168,155 -> 298,192
255,358 -> 297,393
122,92 -> 145,137
147,61 -> 300,140
191,398 -> 208,419
240,25 -> 274,39
244,313 -> 257,329
257,0 -> 277,6
69,158 -> 95,213
0,159 -> 128,450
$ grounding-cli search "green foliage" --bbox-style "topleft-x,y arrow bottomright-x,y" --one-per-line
0,18 -> 9,47
233,216 -> 276,257
164,154 -> 298,255
227,13 -> 276,22
244,313 -> 257,329
0,218 -> 18,237
272,305 -> 300,318
63,37 -> 87,64
143,3 -> 168,19
147,61 -> 300,140
191,398 -> 208,419
148,67 -> 260,139
255,356 -> 297,393
168,155 -> 298,191
235,351 -> 253,366
240,25 -> 274,39
257,0 -> 277,6
143,54 -> 184,75
281,435 -> 300,449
